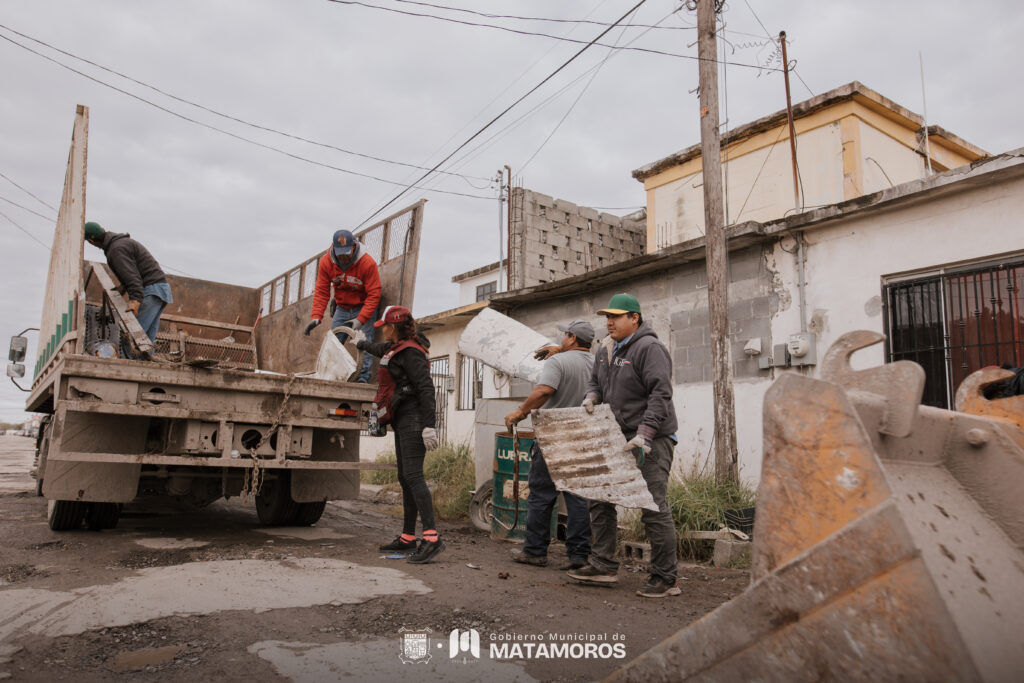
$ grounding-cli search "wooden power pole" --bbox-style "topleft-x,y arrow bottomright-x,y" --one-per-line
697,0 -> 738,482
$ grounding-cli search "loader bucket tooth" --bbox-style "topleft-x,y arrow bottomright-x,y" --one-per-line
610,331 -> 1024,683
819,329 -> 925,437
956,367 -> 1024,427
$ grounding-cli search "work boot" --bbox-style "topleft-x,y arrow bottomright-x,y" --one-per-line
636,575 -> 681,598
511,549 -> 548,567
567,564 -> 618,585
558,557 -> 587,571
407,538 -> 445,564
379,535 -> 417,552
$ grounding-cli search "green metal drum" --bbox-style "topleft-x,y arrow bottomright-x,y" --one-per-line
491,430 -> 557,542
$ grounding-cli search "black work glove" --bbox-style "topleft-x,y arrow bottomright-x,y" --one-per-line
303,319 -> 321,336
355,339 -> 367,351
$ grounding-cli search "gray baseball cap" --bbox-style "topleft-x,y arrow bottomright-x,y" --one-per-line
557,319 -> 595,345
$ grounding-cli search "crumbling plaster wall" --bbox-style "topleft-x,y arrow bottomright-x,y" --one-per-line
509,188 -> 646,289
507,244 -> 777,485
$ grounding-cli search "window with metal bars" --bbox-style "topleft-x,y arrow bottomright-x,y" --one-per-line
884,257 -> 1024,409
457,354 -> 482,411
429,356 -> 450,443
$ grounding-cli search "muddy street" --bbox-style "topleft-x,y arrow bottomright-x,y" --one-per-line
0,436 -> 748,681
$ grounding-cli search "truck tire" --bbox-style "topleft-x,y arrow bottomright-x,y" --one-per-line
469,480 -> 494,532
47,499 -> 87,531
256,474 -> 298,525
85,503 -> 121,530
290,501 -> 327,526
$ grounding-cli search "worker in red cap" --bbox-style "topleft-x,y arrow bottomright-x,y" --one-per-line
304,229 -> 381,382
356,305 -> 444,564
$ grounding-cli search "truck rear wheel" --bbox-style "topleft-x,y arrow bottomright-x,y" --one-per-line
34,416 -> 52,497
47,499 -> 87,531
256,473 -> 298,525
290,501 -> 326,526
86,503 -> 121,530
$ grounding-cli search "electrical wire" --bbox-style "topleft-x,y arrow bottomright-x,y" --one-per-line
325,0 -> 781,71
0,31 -> 493,202
733,124 -> 787,221
518,6 -> 639,172
0,208 -> 51,251
0,170 -> 57,212
389,0 -> 692,30
741,0 -> 813,96
351,0 -> 654,228
0,194 -> 55,222
0,23 -> 492,185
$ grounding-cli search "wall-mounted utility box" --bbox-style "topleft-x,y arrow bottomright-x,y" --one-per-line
787,332 -> 817,367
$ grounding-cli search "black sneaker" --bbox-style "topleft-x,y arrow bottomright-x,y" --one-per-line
567,564 -> 618,585
379,536 -> 417,552
636,575 -> 681,598
407,538 -> 445,564
511,549 -> 548,567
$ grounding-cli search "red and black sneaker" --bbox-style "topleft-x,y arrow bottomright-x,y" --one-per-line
379,535 -> 417,552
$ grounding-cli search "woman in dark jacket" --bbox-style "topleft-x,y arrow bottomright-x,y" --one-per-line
356,305 -> 444,564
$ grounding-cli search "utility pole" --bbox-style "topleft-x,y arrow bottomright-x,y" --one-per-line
697,0 -> 738,482
496,168 -> 505,292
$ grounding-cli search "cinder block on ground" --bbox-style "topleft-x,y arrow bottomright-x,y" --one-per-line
622,541 -> 651,565
713,539 -> 751,568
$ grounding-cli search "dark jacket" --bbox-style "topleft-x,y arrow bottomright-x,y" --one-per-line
364,334 -> 436,428
101,232 -> 167,303
586,322 -> 677,438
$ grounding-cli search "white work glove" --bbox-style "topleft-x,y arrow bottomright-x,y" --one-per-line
624,425 -> 655,455
422,427 -> 439,451
581,393 -> 600,414
346,319 -> 364,332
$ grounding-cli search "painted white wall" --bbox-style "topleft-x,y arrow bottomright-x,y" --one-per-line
456,269 -> 500,306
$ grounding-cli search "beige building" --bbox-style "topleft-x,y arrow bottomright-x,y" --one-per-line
634,81 -> 986,250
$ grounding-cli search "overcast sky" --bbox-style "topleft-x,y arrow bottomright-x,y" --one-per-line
1,0 -> 1021,421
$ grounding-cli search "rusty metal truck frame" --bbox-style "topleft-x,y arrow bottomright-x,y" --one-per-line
23,105 -> 419,531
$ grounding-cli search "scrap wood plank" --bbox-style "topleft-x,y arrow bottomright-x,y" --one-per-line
532,404 -> 658,511
90,263 -> 154,358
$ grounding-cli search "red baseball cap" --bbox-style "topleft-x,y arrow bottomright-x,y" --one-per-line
374,305 -> 413,327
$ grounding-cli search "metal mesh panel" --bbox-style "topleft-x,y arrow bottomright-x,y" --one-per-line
359,225 -> 384,264
261,285 -> 272,316
302,260 -> 317,298
387,209 -> 415,262
273,277 -> 285,311
287,269 -> 300,305
155,333 -> 257,370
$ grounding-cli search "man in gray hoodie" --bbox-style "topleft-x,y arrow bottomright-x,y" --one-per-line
568,293 -> 680,598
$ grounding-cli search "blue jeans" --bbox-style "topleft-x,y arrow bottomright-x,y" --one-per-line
330,305 -> 377,382
137,282 -> 173,341
522,443 -> 591,562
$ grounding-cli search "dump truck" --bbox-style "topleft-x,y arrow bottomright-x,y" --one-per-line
7,105 -> 422,532
610,331 -> 1024,682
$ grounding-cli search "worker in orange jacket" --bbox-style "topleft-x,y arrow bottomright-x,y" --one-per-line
304,229 -> 381,382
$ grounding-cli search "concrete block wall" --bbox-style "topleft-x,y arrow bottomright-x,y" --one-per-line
509,188 -> 646,289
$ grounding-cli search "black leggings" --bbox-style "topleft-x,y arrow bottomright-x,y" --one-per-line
393,405 -> 436,533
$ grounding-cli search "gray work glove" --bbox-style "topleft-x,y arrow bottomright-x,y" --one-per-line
581,393 -> 600,414
345,319 -> 363,332
303,319 -> 321,336
422,427 -> 439,451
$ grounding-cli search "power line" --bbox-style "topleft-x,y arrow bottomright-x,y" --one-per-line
741,0 -> 814,96
326,0 -> 780,71
0,169 -> 57,212
0,194 -> 55,222
0,22 -> 492,185
389,0 -> 691,30
351,0 -> 654,227
0,30 -> 493,202
0,208 -> 51,251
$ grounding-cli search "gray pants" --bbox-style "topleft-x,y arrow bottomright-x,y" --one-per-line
588,435 -> 677,582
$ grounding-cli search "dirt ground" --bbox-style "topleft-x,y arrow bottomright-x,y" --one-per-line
0,435 -> 749,681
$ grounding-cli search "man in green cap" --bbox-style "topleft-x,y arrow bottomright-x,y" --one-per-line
84,221 -> 173,346
568,292 -> 680,598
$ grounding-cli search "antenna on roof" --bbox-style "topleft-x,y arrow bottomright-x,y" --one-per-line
919,50 -> 934,176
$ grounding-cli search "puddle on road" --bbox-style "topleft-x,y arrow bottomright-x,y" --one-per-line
249,639 -> 537,683
109,645 -> 183,672
133,538 -> 210,550
0,558 -> 430,642
254,527 -> 352,541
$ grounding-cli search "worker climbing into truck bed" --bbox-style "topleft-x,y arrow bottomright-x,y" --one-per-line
304,229 -> 381,383
84,221 -> 173,347
356,305 -> 445,564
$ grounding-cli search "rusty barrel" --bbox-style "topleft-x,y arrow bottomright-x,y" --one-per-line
491,431 -> 556,542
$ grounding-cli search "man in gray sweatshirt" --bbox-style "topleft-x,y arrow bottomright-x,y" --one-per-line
568,293 -> 680,598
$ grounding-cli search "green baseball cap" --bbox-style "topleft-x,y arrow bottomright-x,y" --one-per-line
84,221 -> 105,241
597,293 -> 641,315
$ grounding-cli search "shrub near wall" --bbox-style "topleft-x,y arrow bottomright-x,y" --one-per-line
361,443 -> 476,521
